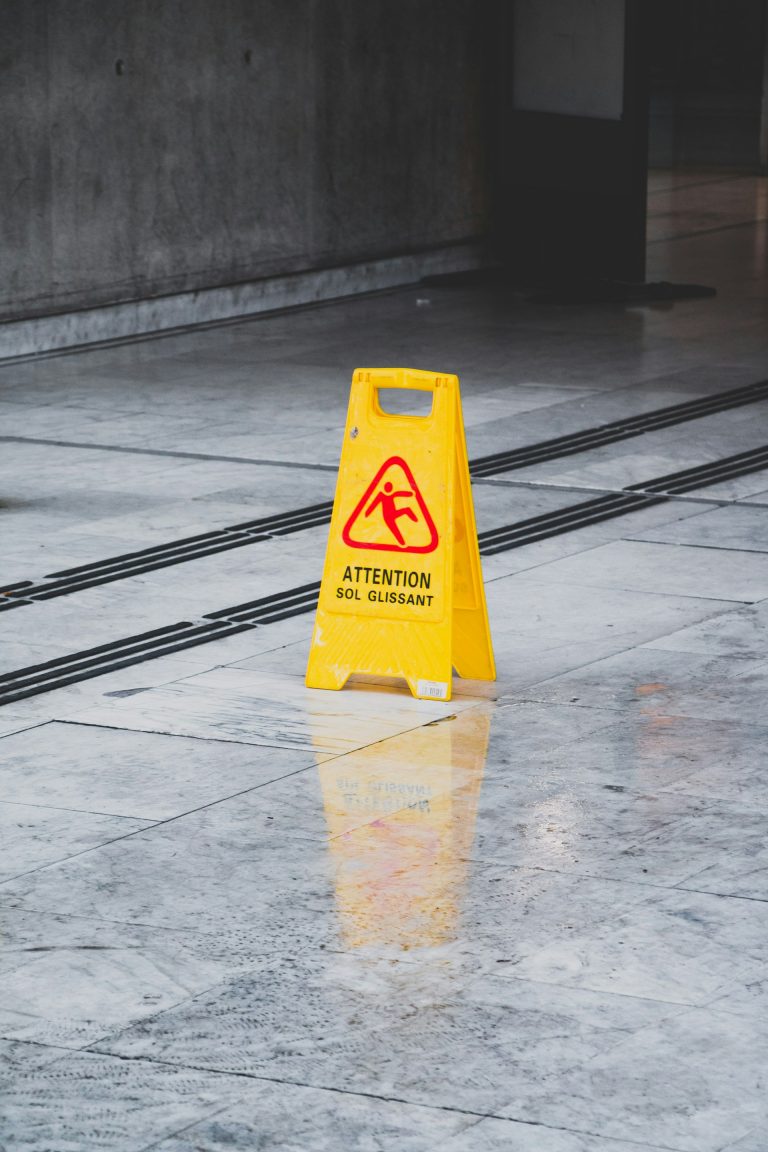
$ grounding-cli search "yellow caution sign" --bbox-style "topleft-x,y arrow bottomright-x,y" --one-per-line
306,367 -> 494,701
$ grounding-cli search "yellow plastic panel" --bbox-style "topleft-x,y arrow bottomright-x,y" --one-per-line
306,368 -> 494,700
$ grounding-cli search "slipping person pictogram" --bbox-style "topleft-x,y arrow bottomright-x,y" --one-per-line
365,481 -> 418,546
342,456 -> 438,553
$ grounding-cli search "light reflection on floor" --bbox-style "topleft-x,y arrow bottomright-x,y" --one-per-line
319,709 -> 491,951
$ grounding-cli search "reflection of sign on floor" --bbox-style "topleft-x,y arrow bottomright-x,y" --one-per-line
342,456 -> 438,553
318,708 -> 492,950
306,368 -> 495,701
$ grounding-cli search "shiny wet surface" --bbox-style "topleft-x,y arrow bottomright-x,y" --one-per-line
2,173 -> 768,1150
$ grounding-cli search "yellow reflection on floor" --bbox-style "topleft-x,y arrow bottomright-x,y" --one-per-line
318,708 -> 491,951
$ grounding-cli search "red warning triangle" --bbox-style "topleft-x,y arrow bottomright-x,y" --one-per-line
342,456 -> 439,554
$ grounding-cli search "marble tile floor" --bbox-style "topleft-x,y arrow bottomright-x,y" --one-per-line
3,173 -> 768,1149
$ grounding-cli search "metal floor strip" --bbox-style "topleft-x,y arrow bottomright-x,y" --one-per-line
5,434 -> 768,705
469,378 -> 768,478
2,505 -> 333,602
477,443 -> 768,555
0,607 -> 311,707
477,493 -> 665,555
629,444 -> 768,495
4,379 -> 768,605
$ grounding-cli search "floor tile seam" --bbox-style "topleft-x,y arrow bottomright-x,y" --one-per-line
256,704 -> 485,769
75,1049 -> 688,1152
0,750 -> 332,866
77,964 -> 303,1060
464,966 -> 698,1013
0,720 -> 52,741
303,771 -> 737,845
505,1001 -> 715,1107
628,777 -> 768,809
480,770 -> 757,813
490,945 -> 766,1004
647,174 -> 758,196
0,955 -> 52,982
496,632 -> 738,700
0,758 -> 322,826
670,882 -> 768,907
495,702 -> 623,749
62,1046 -> 607,1136
694,976 -> 768,1019
481,535 -> 641,584
672,864 -> 768,899
488,861 -> 768,910
137,1100 -> 246,1152
0,796 -> 170,823
460,855 -> 714,898
0,1036 -> 86,1060
0,814 -> 171,887
0,950 -> 271,996
0,771 -> 280,886
502,570 -> 750,605
1,1006 -> 80,1037
484,479 -> 750,509
516,797 -> 729,874
77,951 -> 462,1059
715,1133 -> 765,1152
56,717 -> 331,756
502,540 -> 768,593
462,854 -> 683,894
0,897 -> 293,943
443,1115 -> 489,1143
320,802 -> 441,843
253,790 -> 462,848
491,1097 -> 691,1152
639,603 -> 768,651
648,216 -> 768,244
0,434 -> 341,471
507,694 -> 768,735
500,691 -> 633,713
622,537 -> 768,559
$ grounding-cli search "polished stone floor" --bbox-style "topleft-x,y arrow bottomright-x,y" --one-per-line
2,172 -> 768,1151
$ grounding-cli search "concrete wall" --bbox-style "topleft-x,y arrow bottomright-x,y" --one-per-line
0,0 -> 490,323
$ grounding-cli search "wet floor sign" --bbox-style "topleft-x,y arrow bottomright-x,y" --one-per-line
306,367 -> 494,701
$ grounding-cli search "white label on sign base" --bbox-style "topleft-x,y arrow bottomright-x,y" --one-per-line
416,679 -> 449,700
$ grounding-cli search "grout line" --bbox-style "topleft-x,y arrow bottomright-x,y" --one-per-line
0,435 -> 340,472
621,538 -> 768,557
73,1049 -> 687,1152
472,477 -> 736,507
0,755 -> 324,885
646,173 -> 757,195
136,1101 -> 242,1152
648,216 -> 768,245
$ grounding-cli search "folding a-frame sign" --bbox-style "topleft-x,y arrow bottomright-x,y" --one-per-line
306,367 -> 494,702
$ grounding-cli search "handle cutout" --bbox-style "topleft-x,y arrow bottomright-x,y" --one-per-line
376,387 -> 434,418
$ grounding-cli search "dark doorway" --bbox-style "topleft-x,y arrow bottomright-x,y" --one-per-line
647,0 -> 768,171
495,0 -> 650,285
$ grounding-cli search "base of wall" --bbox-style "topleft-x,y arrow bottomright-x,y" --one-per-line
0,242 -> 485,361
